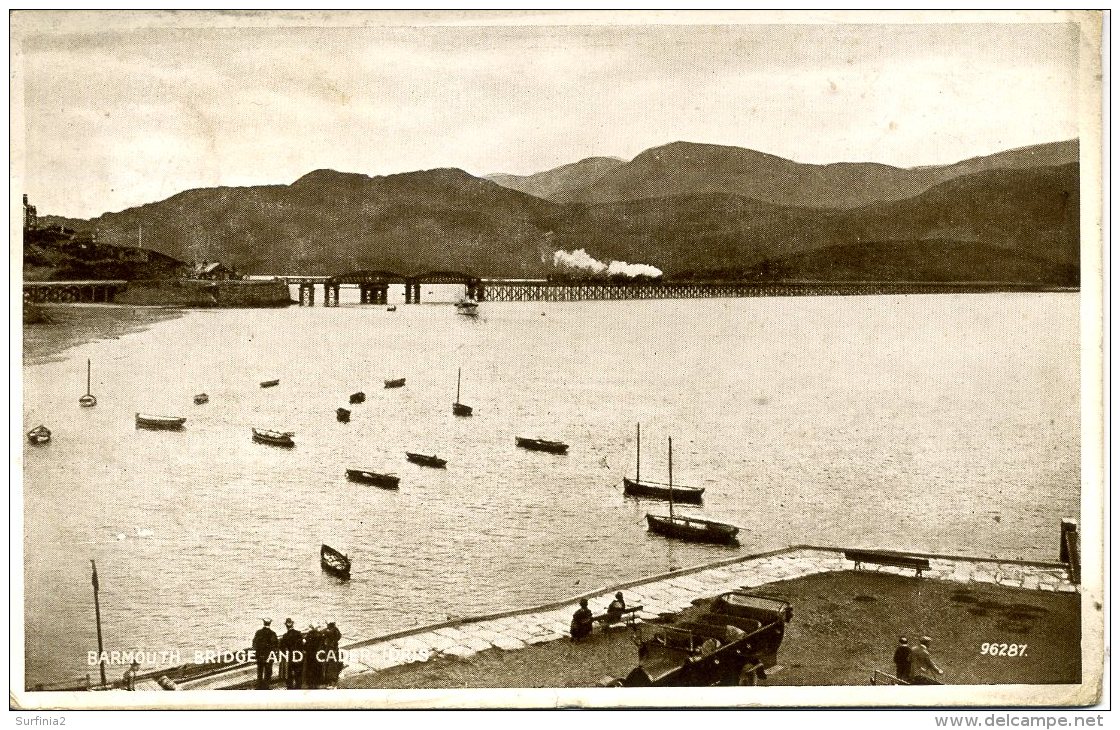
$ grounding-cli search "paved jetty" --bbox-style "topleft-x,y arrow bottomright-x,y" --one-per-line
171,545 -> 1076,690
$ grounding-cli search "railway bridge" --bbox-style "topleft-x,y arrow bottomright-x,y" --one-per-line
280,270 -> 482,306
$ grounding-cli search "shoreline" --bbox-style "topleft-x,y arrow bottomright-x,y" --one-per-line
90,543 -> 1078,693
22,303 -> 187,365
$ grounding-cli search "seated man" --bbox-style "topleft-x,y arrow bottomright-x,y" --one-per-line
570,598 -> 593,641
606,592 -> 626,624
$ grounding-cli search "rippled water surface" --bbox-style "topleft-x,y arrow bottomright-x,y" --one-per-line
22,291 -> 1079,686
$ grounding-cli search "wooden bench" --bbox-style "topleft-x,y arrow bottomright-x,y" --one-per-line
844,550 -> 930,577
592,605 -> 643,629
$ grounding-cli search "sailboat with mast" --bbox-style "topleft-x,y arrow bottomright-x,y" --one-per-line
453,368 -> 473,416
624,423 -> 704,504
79,359 -> 97,407
645,437 -> 740,546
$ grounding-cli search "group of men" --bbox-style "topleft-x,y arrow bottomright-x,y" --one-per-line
252,618 -> 343,690
570,592 -> 628,641
892,635 -> 945,685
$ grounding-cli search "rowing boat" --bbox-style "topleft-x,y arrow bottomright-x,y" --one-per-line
346,469 -> 400,489
515,437 -> 569,454
320,544 -> 351,580
384,378 -> 406,389
405,452 -> 447,468
252,427 -> 294,447
136,413 -> 187,430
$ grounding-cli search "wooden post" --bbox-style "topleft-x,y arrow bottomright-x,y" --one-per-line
91,560 -> 107,687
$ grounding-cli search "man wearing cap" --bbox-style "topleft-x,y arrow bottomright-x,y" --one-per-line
303,623 -> 323,689
909,636 -> 945,684
279,618 -> 305,690
892,637 -> 912,683
323,621 -> 342,686
252,618 -> 279,689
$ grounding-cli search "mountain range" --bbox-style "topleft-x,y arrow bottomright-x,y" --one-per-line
33,138 -> 1080,286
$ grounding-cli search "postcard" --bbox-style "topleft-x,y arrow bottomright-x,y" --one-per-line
11,9 -> 1104,711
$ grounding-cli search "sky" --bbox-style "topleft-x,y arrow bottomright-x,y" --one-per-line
14,12 -> 1085,219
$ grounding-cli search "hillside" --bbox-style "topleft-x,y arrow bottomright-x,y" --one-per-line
485,156 -> 627,201
78,168 -> 568,276
23,225 -> 187,281
712,240 -> 1079,286
549,163 -> 1079,281
31,143 -> 1079,287
562,139 -> 1079,208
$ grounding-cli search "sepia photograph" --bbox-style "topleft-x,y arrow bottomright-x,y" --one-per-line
11,9 -> 1104,711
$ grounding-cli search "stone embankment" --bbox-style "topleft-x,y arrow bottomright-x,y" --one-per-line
172,545 -> 1076,690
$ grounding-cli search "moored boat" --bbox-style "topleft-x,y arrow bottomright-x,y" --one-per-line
260,379 -> 280,388
346,468 -> 400,489
79,359 -> 97,407
515,437 -> 569,454
645,437 -> 739,546
387,305 -> 397,312
384,378 -> 406,389
645,513 -> 740,545
27,425 -> 51,444
136,413 -> 187,430
624,424 -> 704,504
405,452 -> 447,468
349,392 -> 365,404
455,296 -> 479,316
320,544 -> 351,580
624,477 -> 705,504
252,427 -> 294,447
194,393 -> 209,405
453,368 -> 473,416
337,407 -> 351,422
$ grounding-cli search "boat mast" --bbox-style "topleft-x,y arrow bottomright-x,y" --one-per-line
636,423 -> 640,485
668,437 -> 674,520
86,359 -> 91,396
457,368 -> 461,403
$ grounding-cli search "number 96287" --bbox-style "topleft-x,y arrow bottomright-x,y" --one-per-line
980,643 -> 1027,656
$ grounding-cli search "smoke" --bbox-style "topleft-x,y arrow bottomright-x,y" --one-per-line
552,249 -> 662,278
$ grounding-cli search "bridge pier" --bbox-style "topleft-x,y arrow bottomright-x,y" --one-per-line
324,283 -> 340,307
299,283 -> 316,306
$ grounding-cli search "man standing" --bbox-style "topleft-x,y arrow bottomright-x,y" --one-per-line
323,621 -> 342,686
279,618 -> 305,690
252,618 -> 279,689
909,636 -> 945,684
303,624 -> 323,689
892,637 -> 912,683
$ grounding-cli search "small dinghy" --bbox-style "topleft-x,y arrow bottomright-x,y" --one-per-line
405,452 -> 447,468
346,469 -> 400,490
384,378 -> 406,389
336,407 -> 351,422
349,392 -> 366,404
27,425 -> 51,444
194,393 -> 209,405
252,427 -> 294,447
320,544 -> 351,580
136,413 -> 186,430
515,437 -> 569,454
260,379 -> 280,388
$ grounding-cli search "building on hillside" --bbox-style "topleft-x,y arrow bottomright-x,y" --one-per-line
23,194 -> 37,231
191,261 -> 236,280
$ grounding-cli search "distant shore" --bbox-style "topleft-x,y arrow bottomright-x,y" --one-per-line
22,303 -> 186,365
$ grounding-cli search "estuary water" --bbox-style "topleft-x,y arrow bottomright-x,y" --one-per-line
22,291 -> 1080,686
